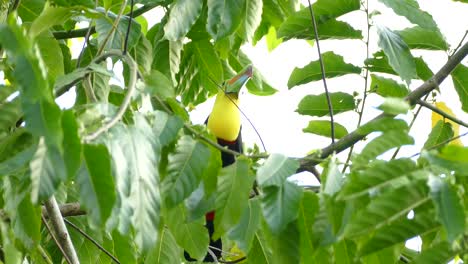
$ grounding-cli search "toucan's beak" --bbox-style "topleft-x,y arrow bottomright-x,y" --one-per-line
225,65 -> 253,94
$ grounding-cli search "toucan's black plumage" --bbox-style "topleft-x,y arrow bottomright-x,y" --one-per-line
184,66 -> 252,262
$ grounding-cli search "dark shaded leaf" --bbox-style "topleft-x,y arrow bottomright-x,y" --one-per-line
451,63 -> 468,112
61,110 -> 81,180
298,191 -> 320,263
413,241 -> 454,264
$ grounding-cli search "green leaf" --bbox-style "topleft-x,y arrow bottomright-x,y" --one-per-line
166,204 -> 209,260
339,158 -> 417,200
451,63 -> 468,112
261,181 -> 303,234
423,121 -> 454,150
163,135 -> 211,207
153,28 -> 183,84
265,26 -> 283,52
36,31 -> 64,84
30,138 -> 66,203
61,110 -> 81,180
377,26 -> 416,84
111,231 -> 137,264
370,74 -> 409,98
357,117 -> 408,135
151,111 -> 184,147
0,99 -> 22,133
428,176 -> 465,242
145,227 -> 181,264
164,0 -> 203,41
359,211 -> 439,256
298,191 -> 320,263
377,97 -> 410,115
413,241 -> 454,264
278,18 -> 362,40
303,120 -> 348,139
95,8 -> 142,51
214,158 -> 255,238
0,221 -> 22,264
269,221 -> 300,264
228,198 -> 262,252
207,0 -> 245,40
101,116 -> 161,252
29,4 -> 73,39
322,157 -> 344,196
346,182 -> 429,237
277,0 -> 360,40
77,144 -> 116,226
297,92 -> 356,117
378,0 -> 439,30
15,192 -> 41,249
353,130 -> 414,166
241,0 -> 263,42
133,35 -> 153,75
0,147 -> 35,175
397,26 -> 448,50
257,153 -> 299,187
288,51 -> 361,88
422,145 -> 468,174
334,239 -> 357,264
144,70 -> 175,99
248,231 -> 274,264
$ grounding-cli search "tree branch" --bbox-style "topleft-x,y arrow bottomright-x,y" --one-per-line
298,41 -> 468,172
417,99 -> 468,129
44,196 -> 80,264
42,202 -> 86,218
52,3 -> 159,40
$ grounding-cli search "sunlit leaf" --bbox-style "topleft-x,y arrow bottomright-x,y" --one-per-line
377,97 -> 410,115
357,117 -> 408,135
339,158 -> 418,200
370,74 -> 409,98
288,52 -> 361,88
240,0 -> 263,42
297,92 -> 356,117
164,0 -> 203,41
377,26 -> 416,84
379,0 -> 439,30
397,26 -> 448,50
207,0 -> 245,40
303,120 -> 348,139
353,130 -> 414,166
257,153 -> 299,187
30,138 -> 66,203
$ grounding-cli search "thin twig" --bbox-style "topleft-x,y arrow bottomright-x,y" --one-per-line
42,214 -> 73,264
84,50 -> 138,141
206,247 -> 219,263
391,94 -> 429,160
307,0 -> 335,144
38,244 -> 54,264
450,29 -> 468,57
64,218 -> 120,264
52,4 -> 159,40
298,42 -> 468,173
417,99 -> 468,128
96,0 -> 127,55
219,257 -> 247,264
123,0 -> 134,55
342,0 -> 371,173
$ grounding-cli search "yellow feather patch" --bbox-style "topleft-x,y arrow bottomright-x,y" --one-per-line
431,101 -> 462,146
207,91 -> 241,141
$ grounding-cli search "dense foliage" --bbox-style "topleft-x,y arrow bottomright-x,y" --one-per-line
0,0 -> 468,263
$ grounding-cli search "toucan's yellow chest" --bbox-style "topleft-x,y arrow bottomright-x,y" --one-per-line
207,92 -> 241,142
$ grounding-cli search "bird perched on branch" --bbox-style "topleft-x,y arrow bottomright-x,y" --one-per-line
184,65 -> 253,262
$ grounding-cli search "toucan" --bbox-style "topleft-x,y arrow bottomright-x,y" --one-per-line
184,65 -> 253,262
